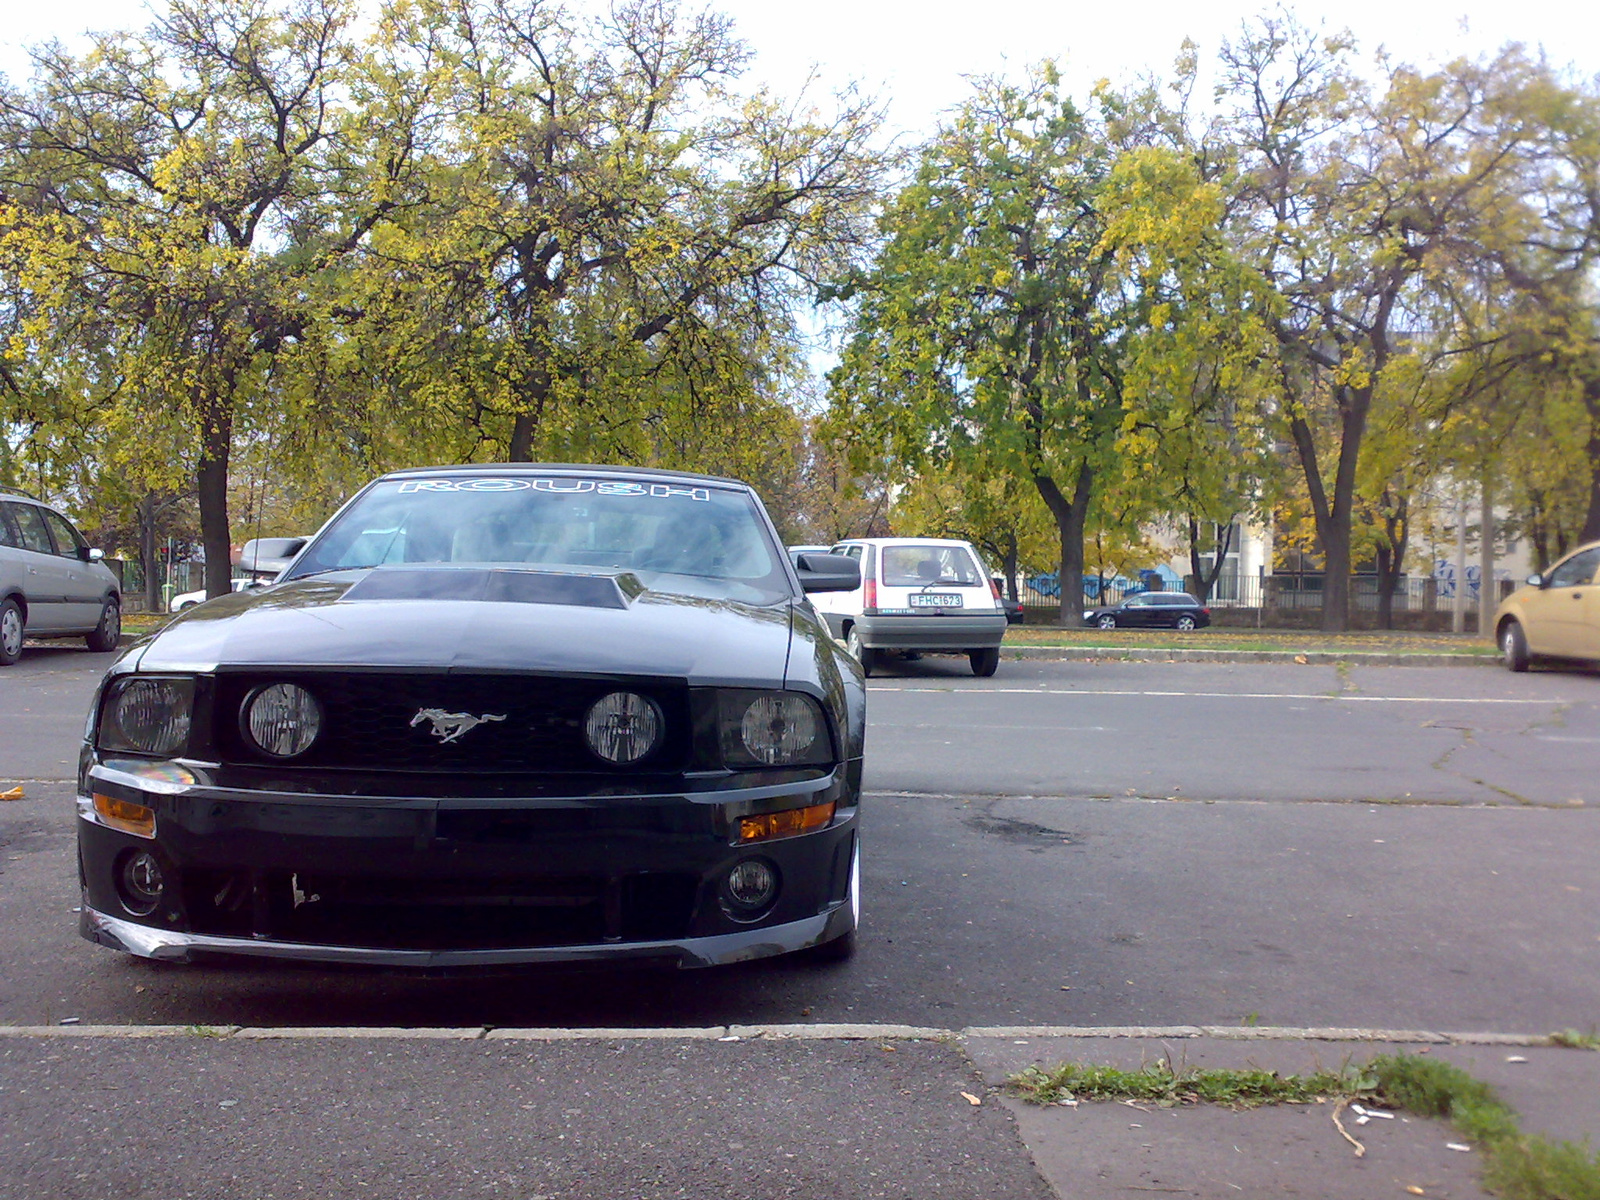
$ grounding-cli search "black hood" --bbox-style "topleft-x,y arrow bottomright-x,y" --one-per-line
134,570 -> 797,687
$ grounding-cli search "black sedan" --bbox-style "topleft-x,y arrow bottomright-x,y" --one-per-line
77,465 -> 865,968
1083,591 -> 1211,630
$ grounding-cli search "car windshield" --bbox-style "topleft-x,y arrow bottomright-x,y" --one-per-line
284,475 -> 791,605
880,544 -> 982,587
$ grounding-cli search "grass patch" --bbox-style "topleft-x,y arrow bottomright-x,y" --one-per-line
1003,627 -> 1497,656
1550,1029 -> 1600,1050
1009,1059 -> 1373,1108
1008,1054 -> 1600,1200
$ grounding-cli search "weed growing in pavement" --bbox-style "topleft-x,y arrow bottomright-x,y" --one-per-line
1008,1059 -> 1374,1109
1550,1029 -> 1599,1050
1007,1053 -> 1600,1200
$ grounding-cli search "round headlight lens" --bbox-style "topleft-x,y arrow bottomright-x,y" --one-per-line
584,691 -> 663,764
723,858 -> 779,915
739,694 -> 820,766
244,683 -> 323,758
110,679 -> 193,756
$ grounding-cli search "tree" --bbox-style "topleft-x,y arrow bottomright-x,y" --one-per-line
1220,21 -> 1548,629
355,0 -> 884,470
0,0 -> 425,597
831,67 -> 1242,621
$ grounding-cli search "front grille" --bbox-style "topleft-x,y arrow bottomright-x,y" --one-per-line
213,672 -> 690,774
181,867 -> 699,949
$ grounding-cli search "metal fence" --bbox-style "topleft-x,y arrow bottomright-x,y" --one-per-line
1020,573 -> 1516,616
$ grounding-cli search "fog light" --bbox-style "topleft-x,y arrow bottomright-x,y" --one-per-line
117,851 -> 165,917
93,793 -> 155,838
723,859 -> 779,915
739,801 -> 835,843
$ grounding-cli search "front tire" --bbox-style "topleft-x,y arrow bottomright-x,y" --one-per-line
0,598 -> 23,666
969,646 -> 999,677
86,599 -> 120,652
846,627 -> 877,678
1501,619 -> 1530,673
1096,614 -> 1117,630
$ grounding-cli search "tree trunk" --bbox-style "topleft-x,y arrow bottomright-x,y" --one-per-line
137,493 -> 161,612
1034,463 -> 1093,625
196,396 -> 234,600
1186,517 -> 1235,605
1580,379 -> 1600,543
1478,474 -> 1496,637
1286,379 -> 1371,634
1374,495 -> 1408,631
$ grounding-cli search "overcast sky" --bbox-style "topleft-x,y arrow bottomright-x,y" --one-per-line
2,0 -> 1595,139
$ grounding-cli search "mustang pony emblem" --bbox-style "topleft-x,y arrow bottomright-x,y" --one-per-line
410,708 -> 507,744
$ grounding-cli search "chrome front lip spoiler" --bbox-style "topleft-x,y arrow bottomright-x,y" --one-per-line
81,884 -> 856,971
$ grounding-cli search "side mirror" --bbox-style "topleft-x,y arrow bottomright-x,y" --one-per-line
1526,573 -> 1544,588
84,547 -> 104,562
796,553 -> 861,593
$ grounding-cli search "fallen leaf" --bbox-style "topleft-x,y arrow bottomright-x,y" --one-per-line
1505,1055 -> 1528,1063
960,1092 -> 982,1106
0,786 -> 23,801
1406,1188 -> 1426,1196
1294,655 -> 1309,664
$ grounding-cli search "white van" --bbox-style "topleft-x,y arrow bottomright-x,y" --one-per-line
806,537 -> 1007,676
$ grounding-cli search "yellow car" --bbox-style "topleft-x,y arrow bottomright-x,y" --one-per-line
1493,539 -> 1600,672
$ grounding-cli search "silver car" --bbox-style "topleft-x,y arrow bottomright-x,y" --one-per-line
0,486 -> 122,666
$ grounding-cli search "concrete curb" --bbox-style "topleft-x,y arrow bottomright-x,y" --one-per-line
1003,645 -> 1497,667
0,1022 -> 1569,1046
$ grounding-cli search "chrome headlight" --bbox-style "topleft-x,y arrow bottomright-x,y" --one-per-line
242,683 -> 323,758
100,677 -> 195,757
719,690 -> 832,768
584,691 -> 664,764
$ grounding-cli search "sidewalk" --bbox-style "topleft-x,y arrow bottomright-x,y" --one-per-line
964,1026 -> 1600,1200
4,1022 -> 1593,1199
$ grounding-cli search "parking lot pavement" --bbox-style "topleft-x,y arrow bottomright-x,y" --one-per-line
5,653 -> 1597,1199
862,659 -> 1600,805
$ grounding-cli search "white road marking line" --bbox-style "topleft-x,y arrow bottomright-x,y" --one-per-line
868,687 -> 1559,704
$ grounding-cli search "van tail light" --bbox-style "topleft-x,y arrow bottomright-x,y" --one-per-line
864,578 -> 878,613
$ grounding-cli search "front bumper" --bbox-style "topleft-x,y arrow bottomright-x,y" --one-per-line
77,756 -> 859,968
852,612 -> 1007,651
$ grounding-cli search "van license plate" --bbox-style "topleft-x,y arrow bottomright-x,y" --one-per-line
911,593 -> 962,608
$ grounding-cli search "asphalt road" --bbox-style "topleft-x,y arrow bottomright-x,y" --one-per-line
3,646 -> 1596,1031
2,643 -> 1597,1199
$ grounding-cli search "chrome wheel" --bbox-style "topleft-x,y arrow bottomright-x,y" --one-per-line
0,600 -> 23,666
1500,620 -> 1530,673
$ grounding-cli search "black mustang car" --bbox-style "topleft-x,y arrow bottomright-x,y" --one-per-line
77,465 -> 865,968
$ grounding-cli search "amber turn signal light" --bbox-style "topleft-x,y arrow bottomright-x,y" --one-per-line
93,793 -> 156,838
739,801 -> 835,843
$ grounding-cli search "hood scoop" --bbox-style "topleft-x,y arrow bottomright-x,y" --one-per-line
340,567 -> 640,610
